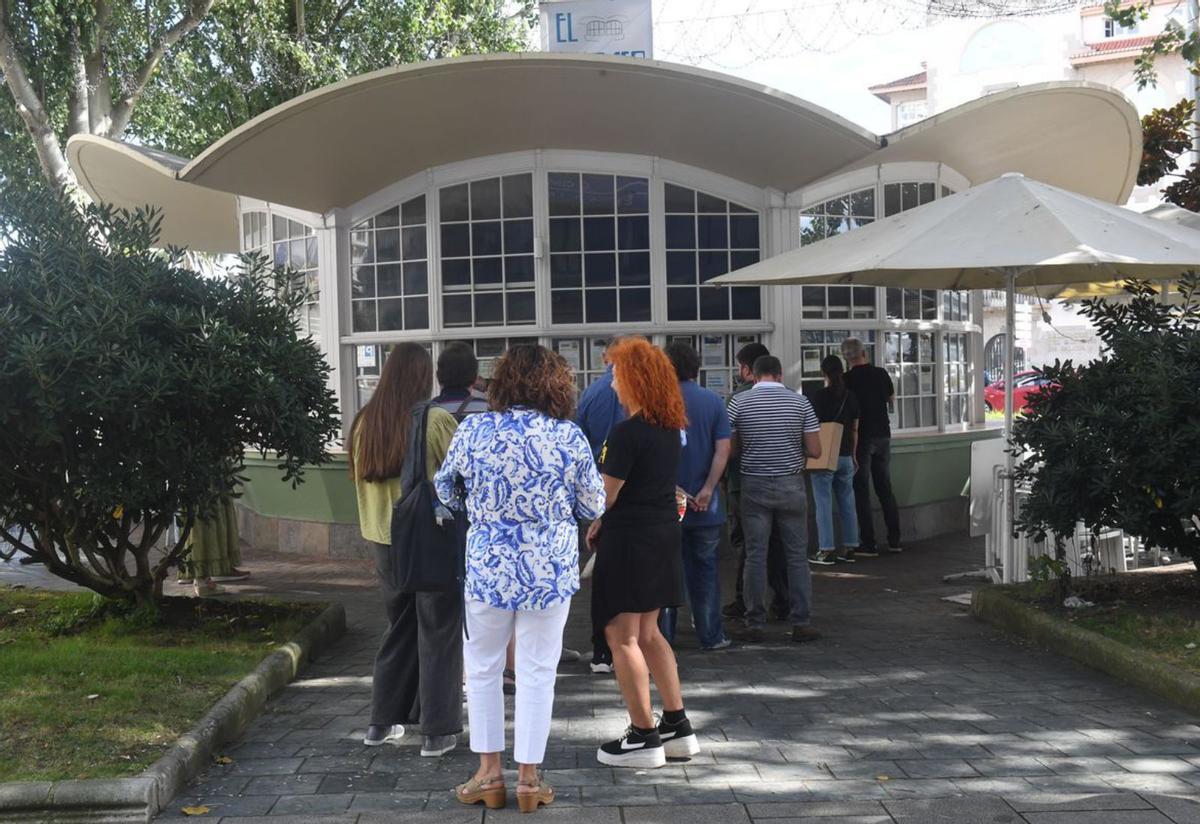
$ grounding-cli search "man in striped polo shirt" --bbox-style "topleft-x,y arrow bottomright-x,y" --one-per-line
727,355 -> 823,644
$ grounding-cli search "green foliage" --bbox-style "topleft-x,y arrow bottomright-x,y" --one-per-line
1104,3 -> 1200,210
1013,273 -> 1200,567
0,188 -> 341,602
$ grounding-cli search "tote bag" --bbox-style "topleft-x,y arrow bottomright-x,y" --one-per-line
387,403 -> 465,593
805,393 -> 847,473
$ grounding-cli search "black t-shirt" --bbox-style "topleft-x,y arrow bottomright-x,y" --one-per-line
599,414 -> 682,527
811,386 -> 860,456
846,364 -> 894,439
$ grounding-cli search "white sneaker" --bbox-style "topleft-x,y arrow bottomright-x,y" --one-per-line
363,724 -> 405,746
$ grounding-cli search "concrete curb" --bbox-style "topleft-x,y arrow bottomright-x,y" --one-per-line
972,587 -> 1200,716
0,601 -> 346,824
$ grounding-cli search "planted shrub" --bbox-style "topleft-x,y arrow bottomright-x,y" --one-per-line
0,189 -> 340,603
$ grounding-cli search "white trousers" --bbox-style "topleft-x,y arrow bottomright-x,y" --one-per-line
463,598 -> 570,764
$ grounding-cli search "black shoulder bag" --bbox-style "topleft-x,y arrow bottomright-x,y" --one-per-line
387,403 -> 465,593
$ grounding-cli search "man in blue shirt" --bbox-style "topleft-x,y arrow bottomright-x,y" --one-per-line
575,339 -> 627,672
575,339 -> 627,460
659,341 -> 732,651
432,342 -> 490,421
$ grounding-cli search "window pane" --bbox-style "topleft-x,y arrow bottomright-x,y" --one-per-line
352,300 -> 376,332
730,250 -> 760,271
665,183 -> 694,213
404,297 -> 429,329
583,217 -> 615,251
505,255 -> 535,284
922,289 -> 938,320
850,188 -> 875,217
441,224 -> 470,258
616,176 -> 649,213
401,227 -> 426,261
351,231 -> 373,264
697,215 -> 728,249
901,182 -> 919,211
472,221 -> 502,256
585,252 -> 616,287
551,254 -> 582,288
375,230 -> 400,263
919,182 -> 936,205
699,286 -> 728,320
904,288 -> 921,319
729,215 -> 759,249
506,290 -> 535,323
502,174 -> 533,218
552,290 -> 583,324
619,288 -> 651,322
504,219 -> 534,255
883,183 -> 901,217
403,262 -> 427,294
886,287 -> 902,318
697,192 -> 726,213
375,206 -> 400,228
352,265 -> 375,298
442,258 -> 471,289
471,178 -> 501,220
441,183 -> 469,222
377,264 -> 402,297
617,216 -> 649,250
585,288 -> 617,322
378,298 -> 403,330
473,256 -> 503,286
667,287 -> 697,320
549,173 -> 580,216
667,251 -> 696,285
666,215 -> 695,249
698,250 -> 729,281
550,217 -> 581,252
582,174 -> 614,215
401,196 -> 425,226
618,252 -> 651,286
731,287 -> 761,320
474,292 -> 504,325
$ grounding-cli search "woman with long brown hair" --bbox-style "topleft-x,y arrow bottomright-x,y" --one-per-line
586,337 -> 699,769
435,344 -> 604,813
349,342 -> 463,758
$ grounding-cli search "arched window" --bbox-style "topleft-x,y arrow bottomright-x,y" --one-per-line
548,172 -> 651,324
664,183 -> 761,322
351,194 -> 430,332
439,174 -> 535,328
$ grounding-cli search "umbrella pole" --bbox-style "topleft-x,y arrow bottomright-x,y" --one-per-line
1003,269 -> 1017,583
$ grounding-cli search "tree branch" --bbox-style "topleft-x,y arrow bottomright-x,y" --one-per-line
108,0 -> 216,138
67,25 -> 90,136
327,0 -> 357,35
0,10 -> 74,186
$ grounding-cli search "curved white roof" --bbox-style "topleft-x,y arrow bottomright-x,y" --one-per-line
67,53 -> 1142,253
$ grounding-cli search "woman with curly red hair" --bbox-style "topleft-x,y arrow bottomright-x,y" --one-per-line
586,337 -> 699,768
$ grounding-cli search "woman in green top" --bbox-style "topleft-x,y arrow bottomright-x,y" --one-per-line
349,342 -> 462,758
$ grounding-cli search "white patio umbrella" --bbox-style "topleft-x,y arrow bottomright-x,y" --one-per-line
710,172 -> 1200,578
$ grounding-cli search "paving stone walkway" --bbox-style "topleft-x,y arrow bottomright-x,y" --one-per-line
8,533 -> 1200,823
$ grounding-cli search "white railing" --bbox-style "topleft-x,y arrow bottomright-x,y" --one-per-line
986,464 -> 1131,583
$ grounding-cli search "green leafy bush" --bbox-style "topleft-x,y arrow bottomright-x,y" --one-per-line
0,189 -> 340,602
1013,273 -> 1200,568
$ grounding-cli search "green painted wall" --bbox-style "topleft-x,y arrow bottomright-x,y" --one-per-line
238,429 -> 1002,525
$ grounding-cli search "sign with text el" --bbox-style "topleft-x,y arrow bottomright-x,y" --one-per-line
540,0 -> 653,59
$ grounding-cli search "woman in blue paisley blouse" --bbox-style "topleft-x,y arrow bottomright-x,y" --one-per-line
435,344 -> 605,814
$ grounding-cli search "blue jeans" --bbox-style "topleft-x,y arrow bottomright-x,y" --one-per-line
660,525 -> 727,649
811,455 -> 860,552
741,474 -> 812,628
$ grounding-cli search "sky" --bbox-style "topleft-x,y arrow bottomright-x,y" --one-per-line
540,0 -> 943,134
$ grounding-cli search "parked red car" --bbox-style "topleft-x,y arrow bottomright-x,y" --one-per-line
984,370 -> 1057,413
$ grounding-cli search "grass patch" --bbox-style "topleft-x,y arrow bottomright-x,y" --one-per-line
0,586 -> 323,783
1010,570 -> 1200,676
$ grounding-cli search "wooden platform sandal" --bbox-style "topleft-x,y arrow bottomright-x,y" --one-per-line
516,772 -> 555,813
455,774 -> 506,809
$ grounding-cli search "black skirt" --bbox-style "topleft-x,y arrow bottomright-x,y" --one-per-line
591,518 -> 686,639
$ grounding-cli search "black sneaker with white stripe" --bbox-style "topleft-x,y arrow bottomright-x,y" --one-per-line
656,713 -> 701,758
596,725 -> 666,768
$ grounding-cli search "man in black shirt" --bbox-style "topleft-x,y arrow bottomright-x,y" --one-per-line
842,337 -> 902,556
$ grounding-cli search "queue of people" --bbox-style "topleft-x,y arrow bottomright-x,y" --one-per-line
346,333 -> 902,813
